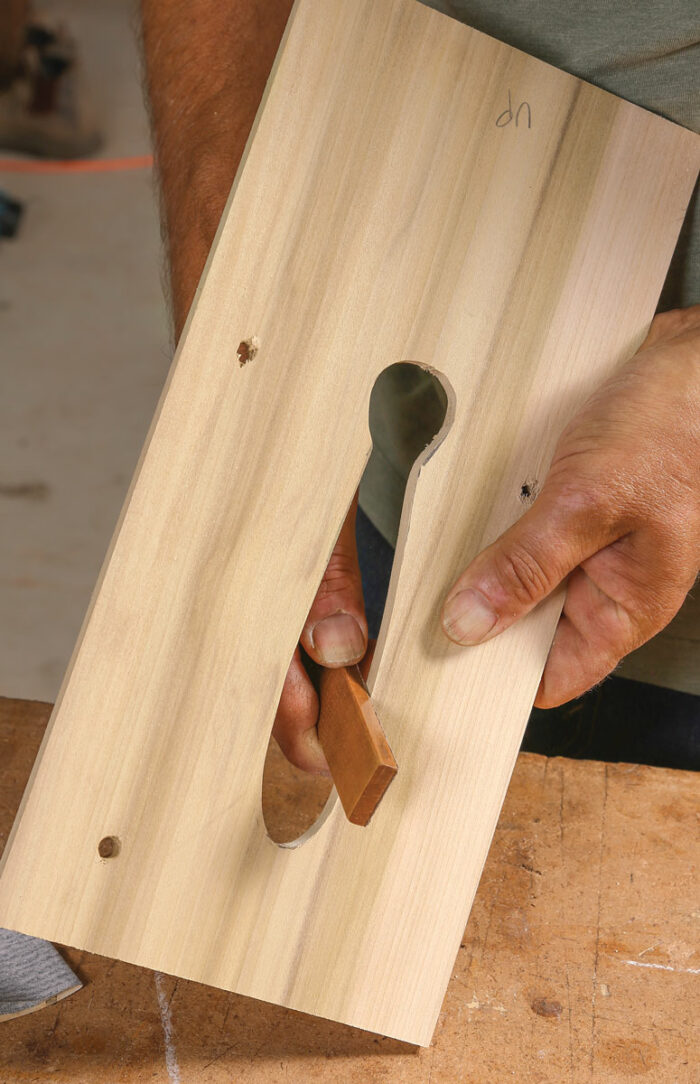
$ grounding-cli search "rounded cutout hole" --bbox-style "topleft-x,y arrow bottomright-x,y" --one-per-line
262,362 -> 453,846
262,734 -> 334,846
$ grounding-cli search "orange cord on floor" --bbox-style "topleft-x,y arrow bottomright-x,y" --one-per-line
0,153 -> 153,174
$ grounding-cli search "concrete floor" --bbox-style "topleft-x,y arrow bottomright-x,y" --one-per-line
1,0 -> 170,700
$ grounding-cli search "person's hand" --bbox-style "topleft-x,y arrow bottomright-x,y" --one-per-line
274,306 -> 700,770
441,305 -> 700,707
272,491 -> 368,774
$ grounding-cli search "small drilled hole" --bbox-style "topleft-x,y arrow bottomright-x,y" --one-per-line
520,479 -> 539,503
98,836 -> 120,859
237,336 -> 259,366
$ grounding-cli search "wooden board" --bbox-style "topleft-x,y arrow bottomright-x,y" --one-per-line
2,698 -> 699,1080
0,0 -> 698,1047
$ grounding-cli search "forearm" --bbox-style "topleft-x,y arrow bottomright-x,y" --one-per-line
140,0 -> 293,337
0,0 -> 28,87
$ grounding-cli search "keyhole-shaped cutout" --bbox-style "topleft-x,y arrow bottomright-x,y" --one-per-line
262,362 -> 453,845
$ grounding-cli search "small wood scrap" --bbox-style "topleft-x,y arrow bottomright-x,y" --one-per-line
317,662 -> 397,826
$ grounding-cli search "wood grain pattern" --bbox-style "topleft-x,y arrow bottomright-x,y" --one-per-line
4,698 -> 700,1080
317,664 -> 397,826
0,0 -> 698,1046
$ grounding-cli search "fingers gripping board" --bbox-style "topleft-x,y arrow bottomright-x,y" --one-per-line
0,0 -> 697,1046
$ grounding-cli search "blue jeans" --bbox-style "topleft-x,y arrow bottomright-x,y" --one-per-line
355,505 -> 700,771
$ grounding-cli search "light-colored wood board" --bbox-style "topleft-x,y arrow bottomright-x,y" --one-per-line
2,698 -> 699,1080
0,0 -> 698,1047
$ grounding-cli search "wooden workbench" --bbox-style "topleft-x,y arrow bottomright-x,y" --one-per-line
1,696 -> 697,1081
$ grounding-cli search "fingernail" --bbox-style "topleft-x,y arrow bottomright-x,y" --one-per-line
311,613 -> 365,665
442,588 -> 497,645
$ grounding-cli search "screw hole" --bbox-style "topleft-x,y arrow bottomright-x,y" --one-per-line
237,336 -> 259,366
98,836 -> 120,859
519,479 -> 539,503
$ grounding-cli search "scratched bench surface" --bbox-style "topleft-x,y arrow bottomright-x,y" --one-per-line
1,696 -> 697,1083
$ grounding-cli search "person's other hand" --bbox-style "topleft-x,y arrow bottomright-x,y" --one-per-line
441,305 -> 700,707
272,491 -> 368,773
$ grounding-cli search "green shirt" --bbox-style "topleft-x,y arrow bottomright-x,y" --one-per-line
358,0 -> 700,694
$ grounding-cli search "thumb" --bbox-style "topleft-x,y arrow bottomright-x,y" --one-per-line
299,491 -> 368,667
441,487 -> 612,646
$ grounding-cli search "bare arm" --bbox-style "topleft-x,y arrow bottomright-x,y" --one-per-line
140,0 -> 294,337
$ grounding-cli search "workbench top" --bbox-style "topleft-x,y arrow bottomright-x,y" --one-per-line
1,696 -> 697,1082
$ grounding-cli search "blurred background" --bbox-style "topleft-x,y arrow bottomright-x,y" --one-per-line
1,0 -> 170,700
